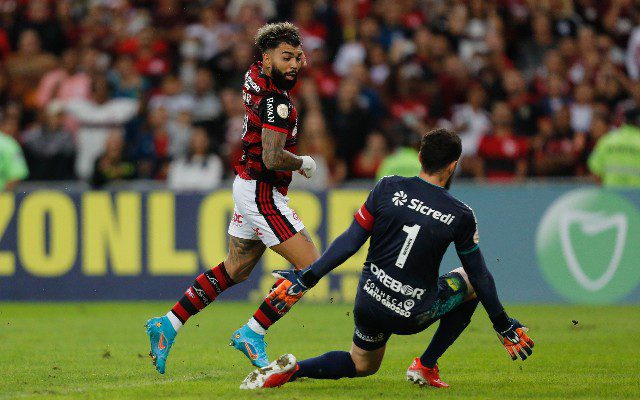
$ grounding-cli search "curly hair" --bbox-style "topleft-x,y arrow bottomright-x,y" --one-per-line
419,129 -> 462,173
254,22 -> 301,53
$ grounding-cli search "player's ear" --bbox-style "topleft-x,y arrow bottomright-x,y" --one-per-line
262,51 -> 269,68
449,160 -> 458,175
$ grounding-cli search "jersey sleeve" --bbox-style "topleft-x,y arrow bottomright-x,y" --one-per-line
259,93 -> 291,134
354,178 -> 386,231
454,207 -> 479,254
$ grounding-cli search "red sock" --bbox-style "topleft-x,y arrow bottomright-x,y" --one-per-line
170,262 -> 235,324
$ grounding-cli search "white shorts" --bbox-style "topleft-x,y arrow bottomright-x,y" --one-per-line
227,176 -> 305,247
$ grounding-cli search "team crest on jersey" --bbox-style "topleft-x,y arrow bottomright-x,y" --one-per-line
277,104 -> 289,118
392,191 -> 407,206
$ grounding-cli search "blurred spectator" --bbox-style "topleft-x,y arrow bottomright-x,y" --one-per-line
351,131 -> 389,179
0,125 -> 28,190
210,40 -> 255,89
91,130 -> 136,188
327,78 -> 372,168
531,115 -> 578,177
0,1 -> 637,186
66,77 -> 138,180
185,7 -> 233,63
291,110 -> 346,190
537,74 -> 570,117
478,102 -> 529,181
451,85 -> 491,176
376,128 -> 422,180
503,69 -> 538,137
516,13 -> 555,79
22,102 -> 75,181
149,75 -> 195,119
578,113 -> 611,174
305,40 -> 341,101
570,83 -> 594,134
626,22 -> 640,80
588,108 -> 640,187
108,55 -> 150,100
167,110 -> 194,159
13,0 -> 67,55
36,48 -> 90,108
168,127 -> 223,191
116,26 -> 170,79
190,68 -> 223,132
220,88 -> 245,169
5,29 -> 57,106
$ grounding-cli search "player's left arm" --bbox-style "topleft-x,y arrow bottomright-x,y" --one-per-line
456,210 -> 535,361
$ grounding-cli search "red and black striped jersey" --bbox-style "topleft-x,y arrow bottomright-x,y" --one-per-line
235,62 -> 299,191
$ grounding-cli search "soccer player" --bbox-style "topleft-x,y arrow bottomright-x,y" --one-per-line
145,22 -> 321,373
240,129 -> 535,389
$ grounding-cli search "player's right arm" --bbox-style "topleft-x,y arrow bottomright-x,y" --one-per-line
259,93 -> 315,176
455,209 -> 534,361
262,127 -> 303,171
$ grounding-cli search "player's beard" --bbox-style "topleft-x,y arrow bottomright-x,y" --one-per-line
271,67 -> 297,91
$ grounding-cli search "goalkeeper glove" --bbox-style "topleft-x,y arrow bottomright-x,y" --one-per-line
495,318 -> 535,361
267,268 -> 319,314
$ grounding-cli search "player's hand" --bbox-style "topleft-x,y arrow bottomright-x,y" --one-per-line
496,318 -> 535,361
299,155 -> 316,179
272,268 -> 314,296
267,269 -> 313,314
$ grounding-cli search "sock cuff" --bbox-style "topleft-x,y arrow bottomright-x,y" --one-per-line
166,310 -> 183,332
219,262 -> 236,285
247,317 -> 267,335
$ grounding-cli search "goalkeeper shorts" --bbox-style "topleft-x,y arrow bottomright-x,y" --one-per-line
352,271 -> 470,351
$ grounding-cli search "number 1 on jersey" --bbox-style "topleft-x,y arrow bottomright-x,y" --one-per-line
396,224 -> 420,268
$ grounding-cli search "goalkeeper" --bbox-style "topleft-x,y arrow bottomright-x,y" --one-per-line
241,129 -> 534,389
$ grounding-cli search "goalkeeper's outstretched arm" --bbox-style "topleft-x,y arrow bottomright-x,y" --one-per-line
298,219 -> 371,287
268,219 -> 370,313
458,247 -> 535,361
458,247 -> 509,330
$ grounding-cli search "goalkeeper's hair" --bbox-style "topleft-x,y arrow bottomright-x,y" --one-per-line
254,22 -> 301,53
419,128 -> 462,174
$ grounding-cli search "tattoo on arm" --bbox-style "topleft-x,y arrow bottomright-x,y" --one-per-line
262,128 -> 303,171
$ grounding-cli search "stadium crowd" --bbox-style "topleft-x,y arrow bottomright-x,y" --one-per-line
1,0 -> 640,190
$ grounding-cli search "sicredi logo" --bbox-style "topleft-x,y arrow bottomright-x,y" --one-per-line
536,189 -> 640,303
391,192 -> 455,225
392,191 -> 407,206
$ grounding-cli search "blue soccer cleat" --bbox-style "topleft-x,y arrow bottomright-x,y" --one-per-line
145,316 -> 177,374
230,324 -> 269,368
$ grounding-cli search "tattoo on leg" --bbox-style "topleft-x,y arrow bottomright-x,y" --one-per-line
227,236 -> 265,280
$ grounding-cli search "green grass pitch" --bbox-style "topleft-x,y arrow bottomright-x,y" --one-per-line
1,302 -> 638,399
